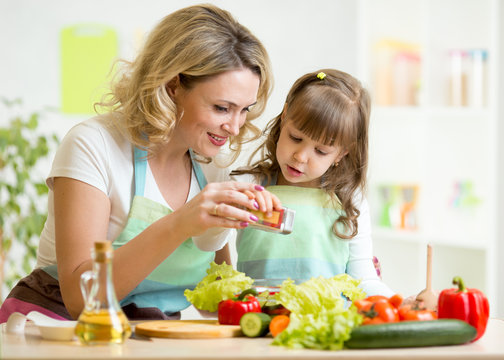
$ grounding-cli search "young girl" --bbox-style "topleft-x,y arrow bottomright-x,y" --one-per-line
232,69 -> 394,296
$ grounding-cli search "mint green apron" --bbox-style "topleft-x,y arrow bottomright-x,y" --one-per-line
0,147 -> 214,322
237,185 -> 350,281
112,147 -> 214,316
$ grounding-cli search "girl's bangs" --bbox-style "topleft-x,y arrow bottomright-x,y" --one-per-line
287,89 -> 355,147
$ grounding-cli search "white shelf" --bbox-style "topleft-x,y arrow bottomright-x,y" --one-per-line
373,227 -> 488,251
372,106 -> 491,118
359,0 -> 500,316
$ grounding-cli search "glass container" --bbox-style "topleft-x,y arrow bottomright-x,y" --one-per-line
75,241 -> 131,345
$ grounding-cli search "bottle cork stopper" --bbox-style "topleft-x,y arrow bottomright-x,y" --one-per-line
93,242 -> 112,262
94,241 -> 112,252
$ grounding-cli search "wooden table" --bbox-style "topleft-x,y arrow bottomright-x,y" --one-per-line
1,319 -> 503,360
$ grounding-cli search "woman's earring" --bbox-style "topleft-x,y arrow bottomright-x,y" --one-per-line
334,162 -> 339,167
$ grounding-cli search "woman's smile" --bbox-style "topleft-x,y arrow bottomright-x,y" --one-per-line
208,132 -> 228,146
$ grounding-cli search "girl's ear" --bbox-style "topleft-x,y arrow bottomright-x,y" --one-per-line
280,103 -> 288,122
335,150 -> 349,165
165,75 -> 180,99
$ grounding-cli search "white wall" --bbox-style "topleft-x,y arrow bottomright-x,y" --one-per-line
0,0 -> 358,138
497,0 -> 504,319
0,0 -> 358,290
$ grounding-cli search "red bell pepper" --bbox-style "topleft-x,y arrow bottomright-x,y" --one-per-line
218,288 -> 261,325
438,276 -> 489,341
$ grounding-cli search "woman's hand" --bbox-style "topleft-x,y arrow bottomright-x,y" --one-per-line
242,185 -> 282,218
174,181 -> 282,237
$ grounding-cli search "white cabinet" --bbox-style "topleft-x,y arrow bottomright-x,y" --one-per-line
357,0 -> 500,316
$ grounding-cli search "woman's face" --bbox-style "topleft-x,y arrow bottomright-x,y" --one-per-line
276,120 -> 345,188
170,68 -> 260,157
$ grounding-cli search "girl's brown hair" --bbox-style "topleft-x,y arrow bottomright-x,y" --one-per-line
233,69 -> 371,239
99,4 -> 273,161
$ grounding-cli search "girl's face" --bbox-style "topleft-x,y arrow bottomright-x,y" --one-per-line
170,68 -> 260,157
276,120 -> 346,188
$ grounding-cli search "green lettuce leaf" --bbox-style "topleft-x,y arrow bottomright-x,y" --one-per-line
272,275 -> 365,350
274,275 -> 365,315
273,308 -> 363,350
184,262 -> 254,312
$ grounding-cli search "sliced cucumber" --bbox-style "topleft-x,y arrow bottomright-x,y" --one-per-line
240,312 -> 271,337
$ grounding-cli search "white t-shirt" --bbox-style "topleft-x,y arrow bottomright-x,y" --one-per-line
36,115 -> 231,268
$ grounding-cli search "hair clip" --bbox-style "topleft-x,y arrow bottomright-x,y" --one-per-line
316,72 -> 327,80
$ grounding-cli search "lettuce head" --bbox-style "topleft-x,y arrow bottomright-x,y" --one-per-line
184,261 -> 254,312
272,274 -> 366,350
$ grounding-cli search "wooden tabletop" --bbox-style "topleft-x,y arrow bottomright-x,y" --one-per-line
1,318 -> 503,360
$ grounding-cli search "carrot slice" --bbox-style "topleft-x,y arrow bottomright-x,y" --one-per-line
269,314 -> 290,337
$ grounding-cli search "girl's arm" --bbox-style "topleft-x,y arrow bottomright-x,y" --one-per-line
346,196 -> 395,297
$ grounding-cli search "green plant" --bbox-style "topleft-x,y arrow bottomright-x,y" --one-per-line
0,98 -> 59,301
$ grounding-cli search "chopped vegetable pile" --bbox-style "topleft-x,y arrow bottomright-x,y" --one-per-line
185,264 -> 486,351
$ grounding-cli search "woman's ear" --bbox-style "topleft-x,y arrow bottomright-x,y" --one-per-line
165,75 -> 180,99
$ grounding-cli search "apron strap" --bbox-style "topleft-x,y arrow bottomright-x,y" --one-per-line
134,147 -> 148,197
189,149 -> 207,190
135,147 -> 208,196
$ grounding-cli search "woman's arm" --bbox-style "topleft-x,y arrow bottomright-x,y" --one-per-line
55,177 -> 267,319
54,177 -> 192,318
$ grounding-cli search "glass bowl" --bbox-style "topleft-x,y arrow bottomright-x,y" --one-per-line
251,278 -> 307,314
252,278 -> 306,293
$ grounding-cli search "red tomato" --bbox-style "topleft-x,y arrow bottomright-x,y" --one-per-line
398,303 -> 438,321
388,294 -> 404,309
354,296 -> 400,325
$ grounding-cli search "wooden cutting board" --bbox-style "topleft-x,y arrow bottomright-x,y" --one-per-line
134,320 -> 242,339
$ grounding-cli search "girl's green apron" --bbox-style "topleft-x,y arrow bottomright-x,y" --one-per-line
111,147 -> 214,315
237,185 -> 350,280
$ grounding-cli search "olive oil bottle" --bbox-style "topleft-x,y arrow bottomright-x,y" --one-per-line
75,241 -> 131,345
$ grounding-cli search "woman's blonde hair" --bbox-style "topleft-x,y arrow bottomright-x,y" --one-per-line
233,69 -> 371,239
100,4 -> 272,160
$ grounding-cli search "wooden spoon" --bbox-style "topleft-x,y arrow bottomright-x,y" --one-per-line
416,244 -> 438,310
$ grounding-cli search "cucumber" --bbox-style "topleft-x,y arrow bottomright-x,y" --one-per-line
345,319 -> 477,349
240,312 -> 271,337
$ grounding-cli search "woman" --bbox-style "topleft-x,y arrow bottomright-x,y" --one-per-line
0,4 -> 276,322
